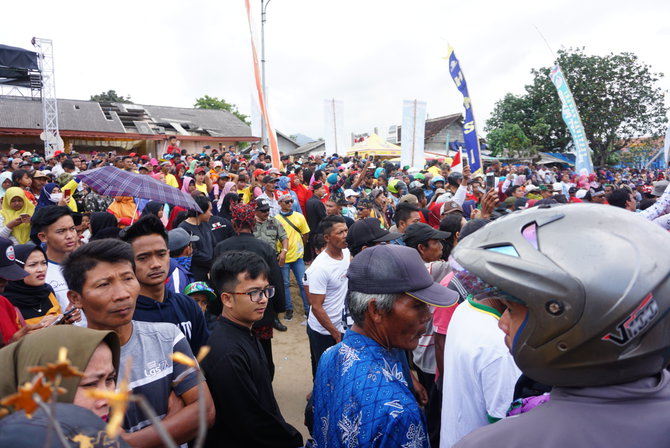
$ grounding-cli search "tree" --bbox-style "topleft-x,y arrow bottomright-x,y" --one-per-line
486,123 -> 535,158
90,90 -> 133,103
486,48 -> 667,166
194,95 -> 249,124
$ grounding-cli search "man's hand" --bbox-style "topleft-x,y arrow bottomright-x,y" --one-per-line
63,304 -> 82,324
461,164 -> 472,186
480,188 -> 500,219
330,330 -> 342,344
277,250 -> 286,267
411,374 -> 429,407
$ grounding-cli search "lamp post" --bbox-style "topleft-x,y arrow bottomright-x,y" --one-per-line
260,0 -> 271,148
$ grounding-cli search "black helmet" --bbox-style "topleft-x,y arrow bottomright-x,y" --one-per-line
447,172 -> 462,187
452,203 -> 670,387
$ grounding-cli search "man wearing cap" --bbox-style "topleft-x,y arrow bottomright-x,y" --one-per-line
257,175 -> 281,217
276,193 -> 310,322
538,185 -> 554,200
166,227 -> 198,295
346,217 -> 402,257
253,198 -> 289,264
29,171 -> 49,202
312,244 -> 457,448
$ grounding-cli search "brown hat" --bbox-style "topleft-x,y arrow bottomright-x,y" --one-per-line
31,170 -> 49,179
440,200 -> 463,216
399,194 -> 419,205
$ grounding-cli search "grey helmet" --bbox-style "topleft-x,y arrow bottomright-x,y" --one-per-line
452,203 -> 670,387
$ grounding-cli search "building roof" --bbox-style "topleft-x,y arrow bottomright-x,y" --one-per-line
397,113 -> 462,141
286,140 -> 325,156
0,96 -> 253,140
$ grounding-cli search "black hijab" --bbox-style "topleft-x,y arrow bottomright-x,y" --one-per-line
89,211 -> 119,240
219,192 -> 240,220
4,244 -> 55,321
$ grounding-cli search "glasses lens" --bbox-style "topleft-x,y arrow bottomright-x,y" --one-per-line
264,286 -> 275,299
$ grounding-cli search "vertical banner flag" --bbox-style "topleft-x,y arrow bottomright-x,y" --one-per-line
324,99 -> 346,156
250,92 -> 262,139
401,99 -> 427,168
244,0 -> 280,169
549,65 -> 594,174
447,45 -> 483,174
663,125 -> 670,169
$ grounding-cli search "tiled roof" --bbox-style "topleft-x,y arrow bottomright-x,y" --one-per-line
0,96 -> 251,138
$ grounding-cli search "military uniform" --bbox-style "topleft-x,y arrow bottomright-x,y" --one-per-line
254,216 -> 288,253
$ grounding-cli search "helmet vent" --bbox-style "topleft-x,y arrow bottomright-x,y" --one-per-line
486,245 -> 519,257
522,223 -> 538,249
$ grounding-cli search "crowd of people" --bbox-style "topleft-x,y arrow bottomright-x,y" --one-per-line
0,139 -> 669,448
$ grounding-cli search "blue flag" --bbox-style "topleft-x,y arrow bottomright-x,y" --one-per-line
549,65 -> 594,174
447,46 -> 483,174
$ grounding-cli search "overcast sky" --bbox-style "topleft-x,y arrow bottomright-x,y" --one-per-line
3,0 -> 669,142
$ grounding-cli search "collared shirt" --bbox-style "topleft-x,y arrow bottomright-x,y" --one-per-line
257,192 -> 281,217
313,330 -> 429,448
253,216 -> 288,253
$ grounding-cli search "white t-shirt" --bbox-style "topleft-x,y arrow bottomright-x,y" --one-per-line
440,297 -> 520,448
46,260 -> 87,327
306,249 -> 350,336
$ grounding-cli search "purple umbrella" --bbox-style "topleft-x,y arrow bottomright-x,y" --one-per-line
77,166 -> 202,212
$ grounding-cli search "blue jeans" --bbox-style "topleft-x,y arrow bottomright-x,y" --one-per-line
280,257 -> 308,312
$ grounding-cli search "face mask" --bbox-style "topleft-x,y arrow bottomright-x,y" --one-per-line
49,193 -> 62,203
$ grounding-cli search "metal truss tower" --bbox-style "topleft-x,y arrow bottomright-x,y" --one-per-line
31,37 -> 62,159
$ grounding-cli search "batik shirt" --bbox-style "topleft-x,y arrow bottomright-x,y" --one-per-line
312,330 -> 429,448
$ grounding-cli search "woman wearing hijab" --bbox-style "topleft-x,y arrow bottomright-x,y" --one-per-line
0,325 -> 120,421
89,211 -> 120,241
140,201 -> 164,220
181,176 -> 197,195
0,188 -> 34,244
214,181 -> 236,214
35,183 -> 67,210
4,244 -> 61,326
0,172 -> 13,199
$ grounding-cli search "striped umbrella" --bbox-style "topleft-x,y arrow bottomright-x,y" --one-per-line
77,166 -> 202,212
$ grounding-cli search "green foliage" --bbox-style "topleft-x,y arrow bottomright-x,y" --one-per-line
194,95 -> 250,125
485,47 -> 668,166
486,123 -> 533,158
90,90 -> 133,103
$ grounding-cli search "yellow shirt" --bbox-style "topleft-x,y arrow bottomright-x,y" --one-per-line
276,212 -> 310,263
238,187 -> 253,204
195,183 -> 208,194
428,166 -> 441,177
165,173 -> 179,188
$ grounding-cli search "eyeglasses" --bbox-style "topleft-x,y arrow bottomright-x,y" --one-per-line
225,286 -> 275,303
281,199 -> 294,204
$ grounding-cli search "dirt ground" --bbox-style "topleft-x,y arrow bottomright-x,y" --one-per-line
272,282 -> 313,442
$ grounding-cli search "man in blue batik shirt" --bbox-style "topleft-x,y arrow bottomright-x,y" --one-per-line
312,245 -> 458,447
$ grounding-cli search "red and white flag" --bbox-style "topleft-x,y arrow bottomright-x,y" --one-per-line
451,148 -> 463,173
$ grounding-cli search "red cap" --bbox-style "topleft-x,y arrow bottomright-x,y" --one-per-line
194,166 -> 206,174
129,152 -> 137,157
140,155 -> 149,160
53,150 -> 63,156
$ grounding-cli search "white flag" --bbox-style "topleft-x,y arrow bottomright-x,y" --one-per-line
401,99 -> 427,169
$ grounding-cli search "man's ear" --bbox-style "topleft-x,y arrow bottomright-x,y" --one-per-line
366,298 -> 384,324
67,290 -> 83,309
37,231 -> 47,243
220,292 -> 233,310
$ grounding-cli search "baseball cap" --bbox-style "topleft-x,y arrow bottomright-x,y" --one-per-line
22,152 -> 32,158
129,152 -> 137,157
262,175 -> 279,184
140,155 -> 149,160
440,201 -> 463,215
267,167 -> 280,176
344,189 -> 360,199
347,245 -> 458,307
194,166 -> 207,174
256,197 -> 271,211
184,281 -> 217,302
167,228 -> 199,252
652,180 -> 669,197
8,148 -> 19,156
31,157 -> 41,163
31,170 -> 48,179
346,218 -> 402,249
399,194 -> 419,205
403,223 -> 452,247
0,238 -> 29,281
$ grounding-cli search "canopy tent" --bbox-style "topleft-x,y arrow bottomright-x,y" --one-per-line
0,44 -> 39,88
345,133 -> 400,158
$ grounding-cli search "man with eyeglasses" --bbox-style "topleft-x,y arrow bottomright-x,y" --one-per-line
275,193 -> 310,322
202,250 -> 303,448
214,202 -> 288,376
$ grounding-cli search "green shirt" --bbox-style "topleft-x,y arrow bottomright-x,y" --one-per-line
253,216 -> 288,253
